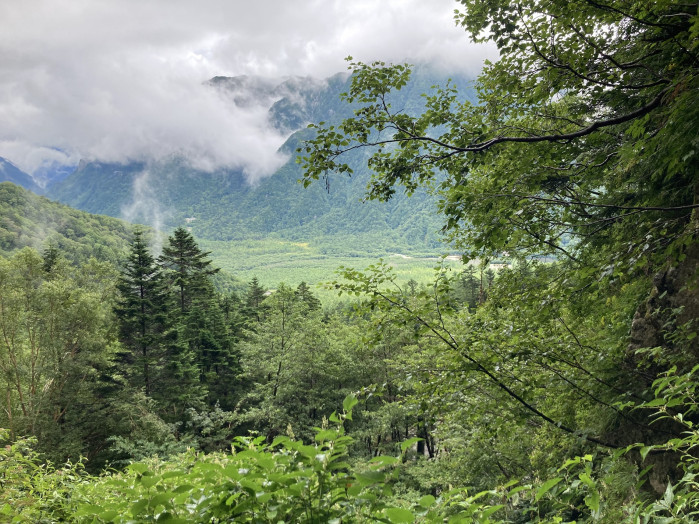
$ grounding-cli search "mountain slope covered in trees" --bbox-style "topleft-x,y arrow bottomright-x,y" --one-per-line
0,157 -> 40,193
0,182 -> 133,264
44,67 -> 475,252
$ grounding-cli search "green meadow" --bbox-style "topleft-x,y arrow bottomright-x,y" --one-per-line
200,236 -> 465,304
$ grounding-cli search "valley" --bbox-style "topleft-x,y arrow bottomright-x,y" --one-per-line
200,236 -> 465,304
0,67 -> 475,298
1,1 -> 697,520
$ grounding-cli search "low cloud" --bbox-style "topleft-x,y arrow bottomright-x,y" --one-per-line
0,0 -> 495,183
0,54 -> 292,183
120,170 -> 168,252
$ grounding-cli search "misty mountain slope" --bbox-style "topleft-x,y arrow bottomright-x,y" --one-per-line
47,161 -> 147,216
47,159 -> 252,221
0,182 -> 134,264
0,157 -> 40,193
45,67 -> 474,253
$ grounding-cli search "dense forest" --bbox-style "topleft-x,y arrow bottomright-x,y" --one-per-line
2,0 -> 698,522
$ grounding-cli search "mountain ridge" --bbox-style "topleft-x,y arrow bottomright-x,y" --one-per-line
42,67 -> 475,253
0,157 -> 40,193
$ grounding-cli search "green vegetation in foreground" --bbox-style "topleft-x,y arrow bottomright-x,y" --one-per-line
4,377 -> 699,522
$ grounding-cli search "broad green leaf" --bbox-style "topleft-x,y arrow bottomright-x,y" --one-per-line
640,446 -> 655,461
98,510 -> 119,521
128,463 -> 150,475
356,470 -> 385,486
140,474 -> 160,488
419,494 -> 436,508
400,437 -> 422,453
370,455 -> 400,466
481,505 -> 505,519
535,477 -> 563,502
663,481 -> 674,507
585,490 -> 600,513
384,507 -> 415,523
343,394 -> 359,412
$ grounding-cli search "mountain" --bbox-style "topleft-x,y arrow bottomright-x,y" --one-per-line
0,157 -> 40,193
0,181 -> 134,264
45,67 -> 475,254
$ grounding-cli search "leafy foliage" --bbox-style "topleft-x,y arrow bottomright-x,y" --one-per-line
300,1 -> 697,279
0,248 -> 123,466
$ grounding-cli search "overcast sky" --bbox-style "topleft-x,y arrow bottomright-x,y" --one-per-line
0,0 -> 495,182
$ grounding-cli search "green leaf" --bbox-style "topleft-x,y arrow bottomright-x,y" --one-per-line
356,470 -> 386,486
128,462 -> 150,475
347,484 -> 363,497
172,484 -> 194,494
98,510 -> 120,521
640,446 -> 655,461
663,481 -> 674,507
481,504 -> 504,519
140,474 -> 160,488
131,498 -> 149,515
535,477 -> 563,502
579,472 -> 595,490
585,490 -> 600,513
419,494 -> 436,508
156,514 -> 189,523
384,507 -> 415,523
315,429 -> 338,443
343,393 -> 359,412
150,493 -> 174,508
73,504 -> 105,517
400,437 -> 422,454
369,455 -> 400,466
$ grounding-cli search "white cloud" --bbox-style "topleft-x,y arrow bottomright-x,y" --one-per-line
0,0 -> 495,181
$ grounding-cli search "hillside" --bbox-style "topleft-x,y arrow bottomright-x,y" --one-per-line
0,182 -> 134,264
45,67 -> 475,254
0,157 -> 40,193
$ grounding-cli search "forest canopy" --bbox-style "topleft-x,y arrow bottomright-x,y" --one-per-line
301,0 -> 697,271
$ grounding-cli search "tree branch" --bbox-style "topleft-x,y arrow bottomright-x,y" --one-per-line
372,289 -> 618,448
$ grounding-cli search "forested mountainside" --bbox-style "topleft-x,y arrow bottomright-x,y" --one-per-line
0,157 -> 40,193
0,181 -> 244,292
0,182 -> 133,264
44,67 -> 474,251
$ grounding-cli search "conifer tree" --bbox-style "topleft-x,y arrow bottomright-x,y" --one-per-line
115,229 -> 167,397
294,281 -> 321,313
158,227 -> 219,314
244,277 -> 268,323
158,227 -> 238,412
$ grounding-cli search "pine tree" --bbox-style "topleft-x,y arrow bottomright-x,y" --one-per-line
244,277 -> 268,323
294,281 -> 321,312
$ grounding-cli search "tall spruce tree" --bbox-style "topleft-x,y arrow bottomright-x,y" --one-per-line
158,227 -> 219,314
158,228 -> 238,412
115,229 -> 167,398
244,277 -> 268,323
294,281 -> 321,313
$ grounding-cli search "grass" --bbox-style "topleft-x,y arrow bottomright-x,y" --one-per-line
200,236 -> 465,306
